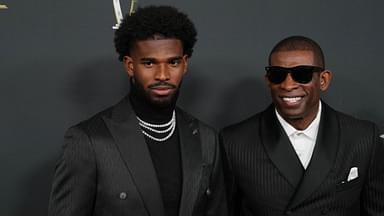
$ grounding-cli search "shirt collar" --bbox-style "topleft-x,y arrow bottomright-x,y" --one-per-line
275,101 -> 322,140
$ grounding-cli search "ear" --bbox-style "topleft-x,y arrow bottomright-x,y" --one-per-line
182,55 -> 189,74
319,69 -> 332,91
123,56 -> 134,77
264,74 -> 272,87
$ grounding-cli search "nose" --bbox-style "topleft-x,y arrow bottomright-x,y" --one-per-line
155,64 -> 170,81
279,73 -> 299,91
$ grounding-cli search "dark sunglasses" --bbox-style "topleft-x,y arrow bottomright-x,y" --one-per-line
265,65 -> 324,84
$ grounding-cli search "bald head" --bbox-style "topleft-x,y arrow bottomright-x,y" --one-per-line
268,36 -> 325,68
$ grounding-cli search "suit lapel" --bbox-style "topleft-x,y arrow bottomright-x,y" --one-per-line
177,108 -> 202,216
102,97 -> 164,216
288,103 -> 340,209
261,105 -> 305,188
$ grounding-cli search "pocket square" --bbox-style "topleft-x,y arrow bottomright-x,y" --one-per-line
347,167 -> 358,182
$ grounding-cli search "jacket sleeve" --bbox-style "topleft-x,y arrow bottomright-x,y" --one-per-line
361,125 -> 384,215
48,126 -> 97,216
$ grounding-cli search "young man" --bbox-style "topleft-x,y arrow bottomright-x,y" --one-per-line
48,6 -> 226,216
221,36 -> 384,215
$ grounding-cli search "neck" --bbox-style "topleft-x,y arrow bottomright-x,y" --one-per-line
129,82 -> 176,124
280,102 -> 321,131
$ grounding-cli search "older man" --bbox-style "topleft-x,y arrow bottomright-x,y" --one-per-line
221,35 -> 384,215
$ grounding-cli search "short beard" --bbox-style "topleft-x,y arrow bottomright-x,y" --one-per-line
130,77 -> 180,108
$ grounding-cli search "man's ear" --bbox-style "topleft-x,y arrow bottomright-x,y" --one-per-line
264,74 -> 272,87
182,55 -> 188,74
319,69 -> 332,91
123,56 -> 134,77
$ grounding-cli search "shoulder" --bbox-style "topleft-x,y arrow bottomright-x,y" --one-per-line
326,104 -> 377,134
220,110 -> 266,138
339,112 -> 374,127
69,106 -> 113,135
323,104 -> 380,149
67,96 -> 132,136
59,108 -> 115,165
64,98 -> 125,145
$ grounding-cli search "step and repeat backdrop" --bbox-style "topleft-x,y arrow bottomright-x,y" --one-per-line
1,0 -> 383,215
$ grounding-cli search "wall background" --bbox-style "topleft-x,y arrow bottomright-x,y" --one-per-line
1,0 -> 383,215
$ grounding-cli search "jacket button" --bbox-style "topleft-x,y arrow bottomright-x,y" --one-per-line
192,129 -> 198,135
285,210 -> 292,215
119,192 -> 127,200
206,188 -> 211,196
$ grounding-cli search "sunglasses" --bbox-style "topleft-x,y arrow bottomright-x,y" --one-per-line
265,65 -> 324,84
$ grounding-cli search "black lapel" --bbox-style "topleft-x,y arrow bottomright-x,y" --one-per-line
260,105 -> 304,188
288,103 -> 340,209
177,108 -> 203,216
102,96 -> 164,216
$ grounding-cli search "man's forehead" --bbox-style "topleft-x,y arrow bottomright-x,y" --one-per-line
131,38 -> 184,57
271,50 -> 316,66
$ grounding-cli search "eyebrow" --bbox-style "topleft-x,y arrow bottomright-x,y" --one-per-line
140,56 -> 183,62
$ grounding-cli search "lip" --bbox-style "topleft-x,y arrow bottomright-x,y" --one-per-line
150,86 -> 174,96
279,95 -> 304,107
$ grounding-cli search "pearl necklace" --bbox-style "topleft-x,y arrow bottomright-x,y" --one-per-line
136,111 -> 176,142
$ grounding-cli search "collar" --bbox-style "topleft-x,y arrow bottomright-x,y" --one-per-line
275,101 -> 322,140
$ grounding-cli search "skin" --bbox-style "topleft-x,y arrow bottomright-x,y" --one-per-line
267,50 -> 332,130
123,38 -> 188,106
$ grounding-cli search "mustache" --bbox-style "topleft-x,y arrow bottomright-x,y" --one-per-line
148,82 -> 177,89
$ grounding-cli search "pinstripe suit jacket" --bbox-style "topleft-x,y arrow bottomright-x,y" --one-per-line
48,96 -> 227,216
220,103 -> 384,216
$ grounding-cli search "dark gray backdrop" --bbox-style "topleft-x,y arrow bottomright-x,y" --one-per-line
1,0 -> 383,215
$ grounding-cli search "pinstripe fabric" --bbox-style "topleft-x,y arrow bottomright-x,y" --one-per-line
221,103 -> 384,216
48,96 -> 227,216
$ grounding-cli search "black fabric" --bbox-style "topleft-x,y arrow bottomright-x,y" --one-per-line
221,102 -> 384,216
145,132 -> 182,216
129,89 -> 182,216
48,95 -> 228,216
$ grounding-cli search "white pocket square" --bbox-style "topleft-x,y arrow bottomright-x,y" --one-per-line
347,167 -> 359,182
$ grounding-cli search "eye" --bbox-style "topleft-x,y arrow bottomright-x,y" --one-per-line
142,60 -> 153,67
169,59 -> 181,67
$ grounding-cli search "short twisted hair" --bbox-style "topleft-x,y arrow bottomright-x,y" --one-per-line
114,5 -> 197,61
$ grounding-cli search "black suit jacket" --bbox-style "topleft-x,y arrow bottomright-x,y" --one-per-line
48,96 -> 227,216
220,103 -> 384,216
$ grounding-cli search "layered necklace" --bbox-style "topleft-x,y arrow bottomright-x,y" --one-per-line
136,110 -> 176,142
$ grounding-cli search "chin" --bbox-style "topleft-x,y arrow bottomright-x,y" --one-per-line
279,109 -> 305,120
284,114 -> 304,121
149,95 -> 174,107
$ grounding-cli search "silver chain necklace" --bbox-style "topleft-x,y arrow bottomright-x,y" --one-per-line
136,111 -> 176,142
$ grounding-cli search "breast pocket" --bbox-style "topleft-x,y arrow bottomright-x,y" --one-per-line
336,177 -> 362,192
335,178 -> 363,205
